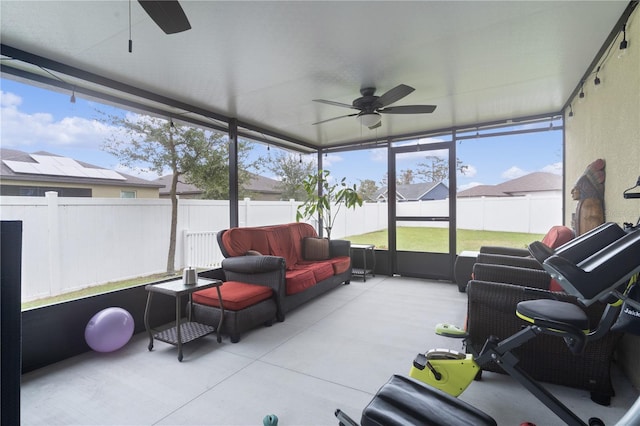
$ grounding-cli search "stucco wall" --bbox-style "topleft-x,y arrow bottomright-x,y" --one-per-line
565,8 -> 640,388
564,10 -> 639,227
91,186 -> 159,198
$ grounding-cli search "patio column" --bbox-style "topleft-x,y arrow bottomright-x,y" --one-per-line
228,118 -> 239,228
317,149 -> 324,237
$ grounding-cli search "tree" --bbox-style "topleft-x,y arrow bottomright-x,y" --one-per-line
398,169 -> 415,185
358,179 -> 379,202
102,114 -> 237,274
261,151 -> 316,200
186,138 -> 257,200
416,156 -> 467,182
296,169 -> 363,239
380,173 -> 389,187
380,171 -> 415,186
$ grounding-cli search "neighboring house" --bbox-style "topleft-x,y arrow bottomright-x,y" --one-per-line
0,148 -> 163,198
157,173 -> 284,200
457,172 -> 562,198
374,182 -> 449,202
155,175 -> 202,199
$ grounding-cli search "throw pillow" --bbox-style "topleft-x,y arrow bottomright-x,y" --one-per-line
303,237 -> 330,261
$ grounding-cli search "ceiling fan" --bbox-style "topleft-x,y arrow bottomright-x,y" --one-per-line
138,0 -> 191,34
312,84 -> 436,129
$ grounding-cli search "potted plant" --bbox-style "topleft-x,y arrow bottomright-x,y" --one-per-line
296,169 -> 363,239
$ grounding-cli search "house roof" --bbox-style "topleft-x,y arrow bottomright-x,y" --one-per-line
245,174 -> 282,194
375,182 -> 446,201
156,172 -> 281,196
457,172 -> 562,197
0,148 -> 162,188
155,175 -> 201,196
0,2 -> 631,152
497,172 -> 562,194
456,184 -> 510,198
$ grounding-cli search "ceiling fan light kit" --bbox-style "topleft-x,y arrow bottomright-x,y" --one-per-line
313,84 -> 436,130
359,112 -> 381,128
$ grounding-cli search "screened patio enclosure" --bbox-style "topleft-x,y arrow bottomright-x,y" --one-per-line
2,1 -> 633,280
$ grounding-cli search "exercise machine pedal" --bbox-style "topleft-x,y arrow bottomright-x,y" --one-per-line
435,322 -> 468,338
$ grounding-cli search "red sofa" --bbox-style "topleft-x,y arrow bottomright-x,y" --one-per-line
191,223 -> 352,341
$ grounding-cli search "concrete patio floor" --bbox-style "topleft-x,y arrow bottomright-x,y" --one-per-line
21,276 -> 638,425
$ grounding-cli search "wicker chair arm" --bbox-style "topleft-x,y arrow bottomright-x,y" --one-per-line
476,253 -> 544,270
329,239 -> 351,257
468,279 -> 574,306
222,255 -> 285,274
221,256 -> 285,292
480,246 -> 530,257
472,263 -> 551,290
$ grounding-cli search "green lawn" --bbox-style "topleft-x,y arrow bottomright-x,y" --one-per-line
22,227 -> 543,310
345,227 -> 544,252
21,272 -> 180,311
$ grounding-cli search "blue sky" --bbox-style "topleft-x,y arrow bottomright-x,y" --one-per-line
1,78 -> 562,190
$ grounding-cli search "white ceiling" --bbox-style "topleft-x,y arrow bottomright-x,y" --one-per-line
0,1 -> 630,152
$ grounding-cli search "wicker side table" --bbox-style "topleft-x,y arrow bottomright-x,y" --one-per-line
144,277 -> 224,361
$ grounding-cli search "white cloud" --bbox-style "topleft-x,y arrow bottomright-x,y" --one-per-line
0,90 -> 116,150
369,149 -> 386,163
540,162 -> 563,175
1,90 -> 22,108
501,166 -> 528,179
322,153 -> 343,168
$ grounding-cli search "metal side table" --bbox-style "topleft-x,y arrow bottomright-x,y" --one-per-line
144,277 -> 224,361
350,244 -> 376,282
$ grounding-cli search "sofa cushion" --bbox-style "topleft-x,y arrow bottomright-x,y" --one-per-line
295,262 -> 334,283
285,268 -> 317,295
303,237 -> 330,261
291,222 -> 318,256
192,281 -> 273,311
326,256 -> 351,275
266,224 -> 300,269
220,223 -> 321,270
221,227 -> 271,257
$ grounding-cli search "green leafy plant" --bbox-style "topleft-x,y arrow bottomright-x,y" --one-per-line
296,169 -> 363,239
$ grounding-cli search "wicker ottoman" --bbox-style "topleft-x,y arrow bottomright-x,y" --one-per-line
190,281 -> 279,343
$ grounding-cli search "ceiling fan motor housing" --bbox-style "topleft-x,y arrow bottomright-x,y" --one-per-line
353,88 -> 381,112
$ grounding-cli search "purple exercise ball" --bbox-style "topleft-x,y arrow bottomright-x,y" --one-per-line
85,307 -> 135,352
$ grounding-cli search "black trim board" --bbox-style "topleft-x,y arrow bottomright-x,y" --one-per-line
21,284 -> 172,372
1,221 -> 23,425
21,268 -> 225,373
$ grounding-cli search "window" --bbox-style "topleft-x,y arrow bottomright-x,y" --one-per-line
455,123 -> 563,252
120,190 -> 137,198
0,185 -> 91,197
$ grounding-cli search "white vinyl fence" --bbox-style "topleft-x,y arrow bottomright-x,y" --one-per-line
1,193 -> 560,302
